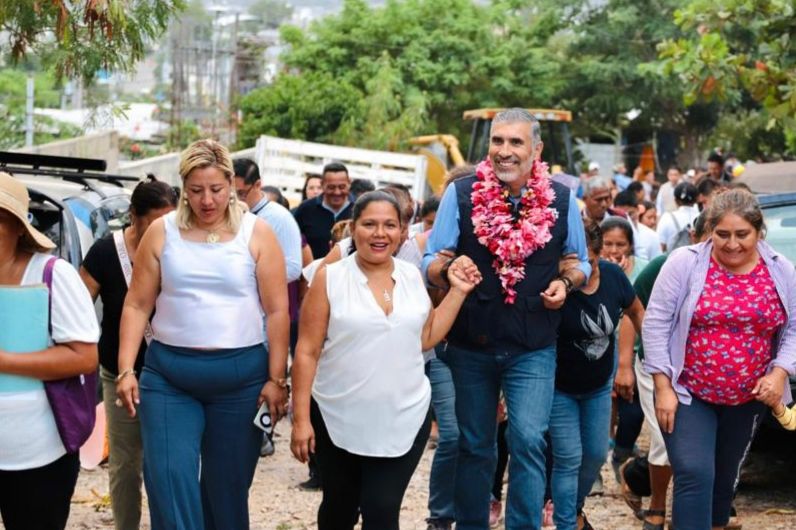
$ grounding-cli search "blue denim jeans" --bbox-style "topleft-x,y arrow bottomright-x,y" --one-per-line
548,381 -> 613,530
426,346 -> 459,523
663,396 -> 765,530
448,343 -> 556,530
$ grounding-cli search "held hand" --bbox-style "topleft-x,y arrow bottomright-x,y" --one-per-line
446,256 -> 482,294
259,381 -> 289,423
116,376 -> 140,418
752,367 -> 788,408
290,420 -> 316,463
540,279 -> 567,309
654,382 -> 678,434
614,365 -> 636,402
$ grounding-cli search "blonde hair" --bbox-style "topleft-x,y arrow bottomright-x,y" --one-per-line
176,139 -> 243,231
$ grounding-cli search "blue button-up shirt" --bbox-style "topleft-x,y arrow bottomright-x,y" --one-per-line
251,197 -> 302,283
422,182 -> 591,282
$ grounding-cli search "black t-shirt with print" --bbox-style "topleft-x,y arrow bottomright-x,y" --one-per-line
555,260 -> 636,394
82,234 -> 147,375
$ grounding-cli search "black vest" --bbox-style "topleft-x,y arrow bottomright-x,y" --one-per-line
448,175 -> 571,353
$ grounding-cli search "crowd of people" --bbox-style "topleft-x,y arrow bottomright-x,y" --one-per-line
1,109 -> 795,530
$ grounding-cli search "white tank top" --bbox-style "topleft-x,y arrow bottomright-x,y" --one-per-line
152,211 -> 265,349
313,254 -> 432,457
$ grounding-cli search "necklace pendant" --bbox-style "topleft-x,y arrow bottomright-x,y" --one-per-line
206,231 -> 220,244
383,289 -> 392,303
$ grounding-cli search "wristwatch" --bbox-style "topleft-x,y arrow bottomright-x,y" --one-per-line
439,256 -> 456,285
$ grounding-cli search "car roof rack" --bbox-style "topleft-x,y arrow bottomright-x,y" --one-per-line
0,151 -> 139,198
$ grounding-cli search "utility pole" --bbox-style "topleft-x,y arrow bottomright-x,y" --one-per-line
25,75 -> 34,148
227,12 -> 240,145
210,7 -> 222,137
170,27 -> 179,149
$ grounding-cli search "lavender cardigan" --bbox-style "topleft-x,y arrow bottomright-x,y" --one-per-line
642,240 -> 796,405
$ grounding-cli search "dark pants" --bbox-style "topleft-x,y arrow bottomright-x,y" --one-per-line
311,399 -> 431,530
139,341 -> 267,530
663,396 -> 765,530
614,391 -> 644,454
0,452 -> 80,530
492,419 -> 509,501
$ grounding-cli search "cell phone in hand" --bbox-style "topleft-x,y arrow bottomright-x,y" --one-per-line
253,402 -> 274,441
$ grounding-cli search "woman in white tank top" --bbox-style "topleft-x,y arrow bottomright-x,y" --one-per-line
290,190 -> 482,530
116,140 -> 290,530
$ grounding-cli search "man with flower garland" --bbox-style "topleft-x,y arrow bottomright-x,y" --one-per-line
423,108 -> 590,530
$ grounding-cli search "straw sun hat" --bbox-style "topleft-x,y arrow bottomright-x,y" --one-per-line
0,171 -> 56,251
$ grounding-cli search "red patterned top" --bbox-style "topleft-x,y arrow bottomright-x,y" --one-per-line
681,257 -> 786,405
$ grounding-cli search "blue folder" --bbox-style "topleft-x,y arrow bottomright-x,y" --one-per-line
0,285 -> 48,393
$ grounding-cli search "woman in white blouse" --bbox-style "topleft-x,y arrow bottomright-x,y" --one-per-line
0,172 -> 99,530
291,190 -> 480,530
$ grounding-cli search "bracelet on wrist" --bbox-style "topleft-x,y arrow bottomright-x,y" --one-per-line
269,376 -> 288,389
115,369 -> 136,383
557,276 -> 574,293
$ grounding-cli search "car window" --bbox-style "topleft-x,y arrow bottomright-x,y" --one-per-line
763,203 -> 796,263
90,196 -> 130,239
28,200 -> 63,252
65,194 -> 130,240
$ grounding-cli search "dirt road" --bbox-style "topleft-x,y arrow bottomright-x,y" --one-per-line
57,422 -> 796,529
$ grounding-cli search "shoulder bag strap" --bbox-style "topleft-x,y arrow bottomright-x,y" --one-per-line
113,230 -> 153,345
669,211 -> 682,233
43,256 -> 57,335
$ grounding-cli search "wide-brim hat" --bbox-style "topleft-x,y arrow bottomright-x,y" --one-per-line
0,171 -> 56,251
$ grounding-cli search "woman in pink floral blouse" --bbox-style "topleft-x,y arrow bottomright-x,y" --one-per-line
642,189 -> 796,530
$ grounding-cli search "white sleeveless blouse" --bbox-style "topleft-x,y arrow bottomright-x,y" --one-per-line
313,254 -> 432,456
152,211 -> 265,349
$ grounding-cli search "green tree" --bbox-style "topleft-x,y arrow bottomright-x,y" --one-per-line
658,0 -> 795,118
0,0 -> 184,83
334,53 -> 428,151
0,68 -> 82,149
656,0 -> 796,156
239,0 -> 562,148
238,71 -> 364,148
498,0 -> 731,168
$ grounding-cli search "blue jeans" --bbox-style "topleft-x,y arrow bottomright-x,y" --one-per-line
663,396 -> 765,530
139,341 -> 267,530
548,382 -> 613,530
426,346 -> 459,523
448,343 -> 556,530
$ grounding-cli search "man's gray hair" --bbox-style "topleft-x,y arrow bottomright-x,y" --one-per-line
493,108 -> 541,143
582,176 -> 612,197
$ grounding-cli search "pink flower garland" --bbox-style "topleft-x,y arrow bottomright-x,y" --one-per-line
470,158 -> 558,304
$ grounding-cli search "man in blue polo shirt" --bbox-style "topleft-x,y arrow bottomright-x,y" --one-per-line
292,162 -> 353,258
423,108 -> 590,530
